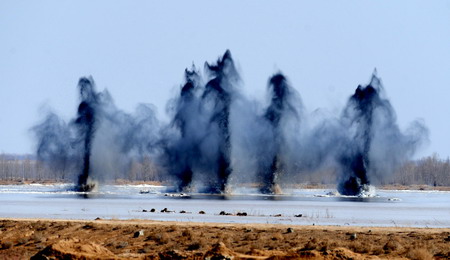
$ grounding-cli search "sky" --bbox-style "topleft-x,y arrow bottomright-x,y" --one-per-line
1,1 -> 449,158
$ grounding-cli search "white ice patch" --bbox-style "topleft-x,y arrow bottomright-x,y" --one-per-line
358,185 -> 377,197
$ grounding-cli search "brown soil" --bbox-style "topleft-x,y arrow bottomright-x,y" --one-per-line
0,219 -> 449,259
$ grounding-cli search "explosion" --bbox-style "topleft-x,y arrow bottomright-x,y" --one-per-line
33,52 -> 428,195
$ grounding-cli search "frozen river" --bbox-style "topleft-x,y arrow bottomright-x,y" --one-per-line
1,184 -> 449,228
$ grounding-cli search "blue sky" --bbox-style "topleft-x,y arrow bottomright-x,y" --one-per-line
1,1 -> 449,158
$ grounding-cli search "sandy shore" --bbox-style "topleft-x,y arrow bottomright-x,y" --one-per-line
0,218 -> 449,259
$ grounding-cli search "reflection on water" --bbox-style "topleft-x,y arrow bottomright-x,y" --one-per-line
334,196 -> 385,203
173,194 -> 288,201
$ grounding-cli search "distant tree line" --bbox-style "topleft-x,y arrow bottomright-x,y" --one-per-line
0,154 -> 163,183
292,153 -> 450,187
0,153 -> 449,187
389,154 -> 450,187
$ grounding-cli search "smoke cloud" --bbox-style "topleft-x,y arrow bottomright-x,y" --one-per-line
161,50 -> 239,193
33,77 -> 160,191
160,67 -> 204,192
256,73 -> 302,193
33,51 -> 428,195
336,72 -> 428,195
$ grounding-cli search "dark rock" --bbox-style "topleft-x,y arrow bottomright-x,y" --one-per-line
294,214 -> 303,217
236,212 -> 247,216
134,230 -> 144,238
187,242 -> 201,251
150,208 -> 156,212
199,211 -> 205,214
82,224 -> 93,230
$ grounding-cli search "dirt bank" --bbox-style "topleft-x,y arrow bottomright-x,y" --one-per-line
0,218 -> 449,259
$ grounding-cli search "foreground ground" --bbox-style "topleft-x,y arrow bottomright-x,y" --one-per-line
0,219 -> 449,259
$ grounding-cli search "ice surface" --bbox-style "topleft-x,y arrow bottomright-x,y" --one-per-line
0,184 -> 449,228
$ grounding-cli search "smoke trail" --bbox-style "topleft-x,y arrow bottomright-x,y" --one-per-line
162,67 -> 203,192
258,73 -> 301,193
161,50 -> 240,193
74,77 -> 99,191
337,71 -> 428,195
33,76 -> 160,190
201,50 -> 239,193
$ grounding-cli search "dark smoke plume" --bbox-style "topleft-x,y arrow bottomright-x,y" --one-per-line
337,72 -> 428,195
162,67 -> 203,192
162,50 -> 239,193
33,76 -> 160,191
258,73 -> 301,194
75,77 -> 99,191
163,60 -> 426,196
32,77 -> 100,191
201,50 -> 237,193
33,51 -> 428,196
